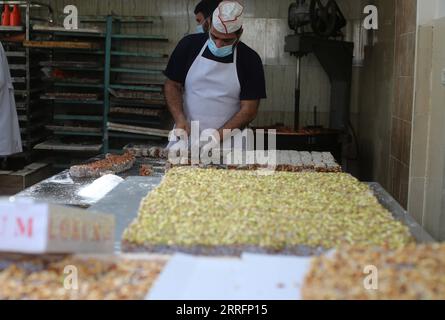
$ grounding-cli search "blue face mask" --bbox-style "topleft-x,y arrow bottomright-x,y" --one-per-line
208,36 -> 234,58
195,24 -> 205,34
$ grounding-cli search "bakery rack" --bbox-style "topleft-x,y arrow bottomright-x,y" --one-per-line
103,15 -> 171,153
31,14 -> 171,168
32,23 -> 106,168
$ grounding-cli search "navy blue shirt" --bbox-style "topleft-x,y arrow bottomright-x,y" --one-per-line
164,33 -> 267,101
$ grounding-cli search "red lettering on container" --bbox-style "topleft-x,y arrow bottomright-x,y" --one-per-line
15,217 -> 33,238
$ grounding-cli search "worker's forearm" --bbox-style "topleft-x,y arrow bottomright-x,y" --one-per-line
218,101 -> 259,140
164,79 -> 187,124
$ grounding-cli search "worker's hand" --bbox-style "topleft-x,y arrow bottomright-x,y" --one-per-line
175,120 -> 191,137
167,119 -> 190,163
200,129 -> 222,165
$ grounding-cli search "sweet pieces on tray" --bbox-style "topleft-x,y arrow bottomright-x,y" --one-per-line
0,256 -> 165,300
123,167 -> 413,254
302,244 -> 445,300
69,152 -> 136,178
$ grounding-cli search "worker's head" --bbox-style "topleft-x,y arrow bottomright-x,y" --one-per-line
208,1 -> 244,57
194,0 -> 222,33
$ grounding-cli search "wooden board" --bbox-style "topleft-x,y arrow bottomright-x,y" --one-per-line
46,125 -> 102,133
110,107 -> 163,117
0,26 -> 24,32
0,163 -> 52,195
34,140 -> 103,152
0,34 -> 25,42
40,61 -> 101,68
23,40 -> 100,50
32,25 -> 102,34
108,122 -> 170,138
110,89 -> 164,101
41,92 -> 100,100
111,98 -> 166,107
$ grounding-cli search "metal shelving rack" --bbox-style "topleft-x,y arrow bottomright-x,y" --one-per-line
32,27 -> 106,167
0,1 -> 52,166
27,13 -> 171,167
103,15 -> 170,153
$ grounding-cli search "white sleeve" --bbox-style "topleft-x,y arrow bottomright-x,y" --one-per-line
0,43 -> 6,88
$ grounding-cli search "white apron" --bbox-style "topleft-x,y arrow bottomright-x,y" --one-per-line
167,41 -> 244,150
0,42 -> 22,156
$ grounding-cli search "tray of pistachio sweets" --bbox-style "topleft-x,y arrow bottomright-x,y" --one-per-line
301,243 -> 445,300
165,151 -> 342,173
122,167 -> 414,256
0,254 -> 166,300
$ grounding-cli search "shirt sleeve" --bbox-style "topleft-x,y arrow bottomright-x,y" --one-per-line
0,44 -> 5,88
164,37 -> 192,85
238,48 -> 267,101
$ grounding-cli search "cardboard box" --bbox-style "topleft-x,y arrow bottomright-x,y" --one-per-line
0,198 -> 114,254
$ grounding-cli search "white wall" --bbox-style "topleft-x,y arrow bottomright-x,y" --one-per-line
418,0 -> 445,25
438,0 -> 445,18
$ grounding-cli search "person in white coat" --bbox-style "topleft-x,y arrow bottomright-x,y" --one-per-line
164,0 -> 266,151
0,41 -> 22,159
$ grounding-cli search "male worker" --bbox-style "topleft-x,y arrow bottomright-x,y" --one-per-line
194,0 -> 222,34
0,41 -> 22,165
165,0 -> 266,150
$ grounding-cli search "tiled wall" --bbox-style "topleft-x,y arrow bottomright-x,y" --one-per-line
354,0 -> 419,209
409,16 -> 445,241
408,24 -> 432,231
388,0 -> 417,208
356,0 -> 395,190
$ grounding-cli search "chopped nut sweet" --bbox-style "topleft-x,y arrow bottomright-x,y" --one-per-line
0,256 -> 165,300
123,167 -> 413,254
302,244 -> 445,300
140,165 -> 154,177
70,152 -> 135,178
167,151 -> 342,173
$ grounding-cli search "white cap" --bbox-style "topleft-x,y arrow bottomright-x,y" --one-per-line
212,1 -> 244,34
